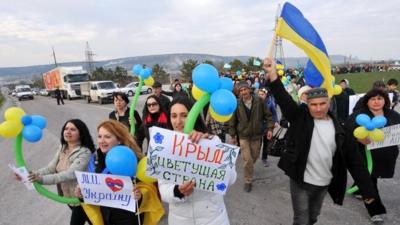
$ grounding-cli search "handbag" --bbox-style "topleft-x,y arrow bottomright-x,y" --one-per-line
267,127 -> 286,157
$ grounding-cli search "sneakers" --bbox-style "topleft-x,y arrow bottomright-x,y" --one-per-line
262,159 -> 270,167
354,194 -> 363,200
244,183 -> 252,192
370,215 -> 384,223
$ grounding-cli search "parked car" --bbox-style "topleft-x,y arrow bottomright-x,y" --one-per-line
15,85 -> 34,101
119,82 -> 152,96
40,89 -> 49,96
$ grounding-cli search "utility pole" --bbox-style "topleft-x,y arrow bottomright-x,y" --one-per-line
52,46 -> 58,68
85,41 -> 95,76
274,4 -> 285,65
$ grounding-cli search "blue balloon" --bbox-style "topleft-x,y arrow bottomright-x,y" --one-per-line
254,82 -> 260,89
105,146 -> 138,177
132,64 -> 143,75
31,115 -> 47,129
220,77 -> 234,91
21,115 -> 32,125
210,89 -> 237,116
236,70 -> 241,76
192,64 -> 221,93
304,60 -> 323,87
139,68 -> 152,79
365,122 -> 375,131
371,116 -> 387,129
22,125 -> 42,142
355,114 -> 371,127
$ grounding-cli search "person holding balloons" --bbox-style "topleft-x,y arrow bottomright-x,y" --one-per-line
158,97 -> 237,225
345,88 -> 400,223
15,119 -> 95,225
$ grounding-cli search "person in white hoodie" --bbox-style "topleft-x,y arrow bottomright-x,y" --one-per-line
158,97 -> 237,225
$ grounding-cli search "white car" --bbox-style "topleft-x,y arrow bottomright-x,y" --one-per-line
40,89 -> 49,96
120,82 -> 152,96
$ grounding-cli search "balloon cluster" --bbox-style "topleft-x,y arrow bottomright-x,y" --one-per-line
192,64 -> 237,122
0,107 -> 46,142
281,75 -> 291,87
132,64 -> 154,86
276,64 -> 285,76
304,60 -> 342,96
353,114 -> 387,142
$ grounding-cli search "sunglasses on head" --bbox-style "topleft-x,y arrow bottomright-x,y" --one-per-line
147,102 -> 159,107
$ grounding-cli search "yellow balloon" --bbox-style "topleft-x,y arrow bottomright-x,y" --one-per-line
278,70 -> 284,76
4,107 -> 25,121
192,85 -> 206,101
210,107 -> 232,123
0,120 -> 23,138
333,85 -> 342,95
136,157 -> 157,184
276,64 -> 284,70
281,76 -> 287,82
144,76 -> 154,87
369,129 -> 384,142
238,75 -> 243,80
353,126 -> 369,139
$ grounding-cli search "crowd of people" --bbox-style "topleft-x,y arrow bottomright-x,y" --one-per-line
13,58 -> 400,225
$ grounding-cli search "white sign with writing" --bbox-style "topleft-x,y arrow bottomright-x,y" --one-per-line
368,124 -> 400,150
147,127 -> 240,194
8,164 -> 34,190
75,171 -> 135,212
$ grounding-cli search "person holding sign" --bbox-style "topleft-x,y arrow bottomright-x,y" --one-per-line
158,97 -> 237,225
346,88 -> 400,223
264,58 -> 377,225
15,119 -> 95,225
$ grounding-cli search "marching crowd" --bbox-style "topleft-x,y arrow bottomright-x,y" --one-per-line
14,58 -> 400,225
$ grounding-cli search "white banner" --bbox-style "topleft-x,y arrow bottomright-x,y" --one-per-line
368,124 -> 400,150
75,171 -> 136,212
147,127 -> 240,194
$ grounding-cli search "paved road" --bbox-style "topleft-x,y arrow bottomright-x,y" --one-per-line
0,94 -> 399,225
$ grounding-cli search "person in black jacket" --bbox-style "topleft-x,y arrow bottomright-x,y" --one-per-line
334,79 -> 355,124
152,81 -> 171,111
55,87 -> 65,105
263,58 -> 377,225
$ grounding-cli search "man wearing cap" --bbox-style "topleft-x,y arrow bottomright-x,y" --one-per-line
152,81 -> 171,111
263,58 -> 377,225
228,80 -> 274,192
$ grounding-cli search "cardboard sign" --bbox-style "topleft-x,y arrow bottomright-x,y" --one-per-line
75,171 -> 136,212
147,127 -> 240,194
368,124 -> 400,150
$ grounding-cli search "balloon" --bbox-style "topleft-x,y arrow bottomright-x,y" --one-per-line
365,122 -> 375,131
192,85 -> 206,101
281,76 -> 287,83
0,120 -> 23,138
144,76 -> 154,87
139,68 -> 152,79
209,107 -> 232,123
355,114 -> 371,127
219,77 -> 234,91
192,64 -> 221,93
254,82 -> 260,89
22,125 -> 43,142
238,75 -> 243,80
353,126 -> 369,139
30,115 -> 47,129
278,70 -> 284,76
210,89 -> 237,116
106,146 -> 138,177
236,70 -> 241,76
371,116 -> 387,129
184,93 -> 211,134
333,85 -> 342,95
136,157 -> 157,184
4,107 -> 25,121
276,64 -> 284,70
132,64 -> 143,75
21,115 -> 32,125
369,129 -> 384,142
304,60 -> 323,87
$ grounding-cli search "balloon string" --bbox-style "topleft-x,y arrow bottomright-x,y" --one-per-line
183,94 -> 210,134
346,146 -> 373,194
130,77 -> 143,136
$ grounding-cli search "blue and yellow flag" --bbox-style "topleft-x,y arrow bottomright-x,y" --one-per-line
275,2 -> 336,97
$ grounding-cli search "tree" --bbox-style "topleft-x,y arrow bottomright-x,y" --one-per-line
246,57 -> 263,72
152,64 -> 170,84
180,59 -> 198,82
229,59 -> 246,73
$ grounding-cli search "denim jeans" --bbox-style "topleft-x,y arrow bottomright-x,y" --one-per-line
290,179 -> 328,225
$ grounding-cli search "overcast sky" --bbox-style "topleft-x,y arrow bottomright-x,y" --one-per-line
0,0 -> 399,67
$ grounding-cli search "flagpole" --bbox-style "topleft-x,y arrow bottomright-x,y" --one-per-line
268,32 -> 277,59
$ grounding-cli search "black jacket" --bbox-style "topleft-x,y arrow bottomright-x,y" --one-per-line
109,107 -> 144,148
346,107 -> 400,178
268,79 -> 377,205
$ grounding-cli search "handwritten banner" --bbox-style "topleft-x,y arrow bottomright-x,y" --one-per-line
367,124 -> 400,150
147,127 -> 240,194
75,171 -> 136,212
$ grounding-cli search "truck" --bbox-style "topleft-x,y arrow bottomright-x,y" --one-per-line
80,80 -> 120,104
43,66 -> 90,100
15,85 -> 34,101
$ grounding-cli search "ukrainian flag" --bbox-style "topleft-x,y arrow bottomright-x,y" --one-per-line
275,2 -> 335,97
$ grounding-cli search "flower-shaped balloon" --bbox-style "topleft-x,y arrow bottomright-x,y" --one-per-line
353,114 -> 386,142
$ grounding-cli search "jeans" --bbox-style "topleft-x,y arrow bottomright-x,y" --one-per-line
290,179 -> 328,225
261,134 -> 269,161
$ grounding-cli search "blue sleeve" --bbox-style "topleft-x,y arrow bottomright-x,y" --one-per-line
87,153 -> 96,173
